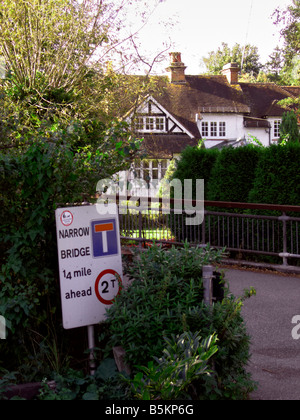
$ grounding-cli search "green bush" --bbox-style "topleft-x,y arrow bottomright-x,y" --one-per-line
280,111 -> 300,144
207,145 -> 260,204
105,244 -> 256,400
248,142 -> 300,206
185,292 -> 256,400
106,244 -> 225,368
168,143 -> 300,208
129,331 -> 218,400
165,147 -> 219,242
171,146 -> 220,199
36,359 -> 131,401
0,142 -> 72,372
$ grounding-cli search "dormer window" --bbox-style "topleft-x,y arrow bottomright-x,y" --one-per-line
146,117 -> 154,131
155,117 -> 165,131
134,116 -> 166,133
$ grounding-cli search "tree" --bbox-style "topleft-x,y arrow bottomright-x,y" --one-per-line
202,42 -> 262,77
272,0 -> 300,85
264,46 -> 285,82
279,111 -> 300,144
0,0 -> 169,154
0,0 -> 114,92
0,0 -> 167,93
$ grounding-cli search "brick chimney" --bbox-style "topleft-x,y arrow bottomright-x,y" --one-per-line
166,52 -> 187,84
222,63 -> 240,84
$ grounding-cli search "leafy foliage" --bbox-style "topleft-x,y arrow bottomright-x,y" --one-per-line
273,0 -> 300,76
248,142 -> 300,206
107,244 -> 224,367
129,332 -> 218,400
170,146 -> 219,200
0,127 -> 142,373
105,243 -> 256,399
279,111 -> 300,143
38,359 -> 131,400
202,42 -> 262,76
170,143 -> 300,207
207,145 -> 260,204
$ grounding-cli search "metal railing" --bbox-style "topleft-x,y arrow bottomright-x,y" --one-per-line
112,195 -> 300,268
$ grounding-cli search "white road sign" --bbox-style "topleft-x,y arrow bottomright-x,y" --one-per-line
55,205 -> 123,329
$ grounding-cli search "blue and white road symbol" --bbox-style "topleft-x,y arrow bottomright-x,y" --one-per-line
91,219 -> 119,258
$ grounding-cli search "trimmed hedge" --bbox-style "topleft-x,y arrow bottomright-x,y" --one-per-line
207,146 -> 260,204
171,146 -> 219,199
249,143 -> 300,206
170,143 -> 300,206
168,144 -> 300,250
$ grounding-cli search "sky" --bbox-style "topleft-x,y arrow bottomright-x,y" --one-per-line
129,0 -> 292,74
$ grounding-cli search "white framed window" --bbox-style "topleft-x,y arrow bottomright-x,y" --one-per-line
201,120 -> 227,138
201,121 -> 209,137
155,117 -> 165,131
134,116 -> 166,133
219,122 -> 226,137
145,117 -> 154,131
274,120 -> 281,138
130,159 -> 170,183
135,117 -> 144,131
210,122 -> 217,137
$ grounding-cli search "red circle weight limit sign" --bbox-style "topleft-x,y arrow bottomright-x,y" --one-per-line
95,269 -> 122,305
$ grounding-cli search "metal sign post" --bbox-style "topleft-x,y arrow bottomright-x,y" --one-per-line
87,325 -> 96,376
202,265 -> 213,306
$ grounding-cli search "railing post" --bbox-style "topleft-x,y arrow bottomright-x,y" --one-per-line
138,209 -> 143,249
201,209 -> 206,245
203,265 -> 213,306
281,212 -> 288,267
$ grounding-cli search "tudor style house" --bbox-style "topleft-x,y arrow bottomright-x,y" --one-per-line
124,52 -> 300,195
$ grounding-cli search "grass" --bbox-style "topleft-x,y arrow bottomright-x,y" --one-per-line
127,229 -> 174,241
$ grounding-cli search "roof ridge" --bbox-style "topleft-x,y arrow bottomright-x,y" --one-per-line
239,81 -> 277,86
185,74 -> 225,78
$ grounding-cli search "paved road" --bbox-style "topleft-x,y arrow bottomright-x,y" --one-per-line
225,267 -> 300,401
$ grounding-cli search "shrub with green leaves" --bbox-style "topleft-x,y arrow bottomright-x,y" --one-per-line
248,142 -> 300,206
184,292 -> 256,400
37,359 -> 131,401
279,111 -> 300,144
105,244 -> 256,399
106,244 -> 225,367
129,331 -> 218,400
170,146 -> 220,200
207,145 -> 260,204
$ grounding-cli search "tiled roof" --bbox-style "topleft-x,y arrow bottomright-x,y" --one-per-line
127,75 -> 299,130
281,86 -> 300,98
150,76 -> 300,137
153,75 -> 250,137
140,134 -> 198,159
239,83 -> 296,118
